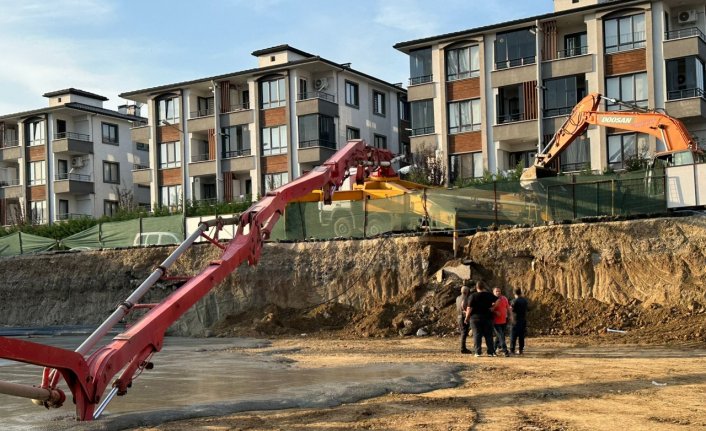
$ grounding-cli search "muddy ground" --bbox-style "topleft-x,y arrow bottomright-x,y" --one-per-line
136,335 -> 706,431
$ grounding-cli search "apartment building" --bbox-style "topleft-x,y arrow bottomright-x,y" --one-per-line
0,89 -> 147,225
394,0 -> 706,184
119,45 -> 409,208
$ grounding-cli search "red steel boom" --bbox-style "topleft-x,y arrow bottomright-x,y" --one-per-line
0,139 -> 395,421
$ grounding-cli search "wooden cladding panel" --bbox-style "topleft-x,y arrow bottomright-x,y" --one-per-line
28,185 -> 46,201
28,146 -> 45,161
158,168 -> 182,186
523,81 -> 538,121
261,155 -> 288,174
446,78 -> 481,101
220,80 -> 231,113
261,107 -> 286,127
224,171 -> 235,201
449,131 -> 482,154
542,21 -> 557,61
605,49 -> 646,76
207,129 -> 216,160
157,125 -> 181,142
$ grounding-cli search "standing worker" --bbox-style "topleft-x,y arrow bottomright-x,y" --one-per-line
510,288 -> 529,355
466,280 -> 497,357
456,281 -> 472,354
492,287 -> 510,357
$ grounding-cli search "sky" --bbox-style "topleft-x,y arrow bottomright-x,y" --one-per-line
0,0 -> 554,115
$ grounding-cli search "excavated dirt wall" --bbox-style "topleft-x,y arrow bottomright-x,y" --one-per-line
1,216 -> 705,339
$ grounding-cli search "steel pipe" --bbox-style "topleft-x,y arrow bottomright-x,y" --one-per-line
0,380 -> 65,406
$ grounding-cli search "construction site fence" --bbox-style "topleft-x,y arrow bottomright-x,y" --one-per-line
0,173 -> 666,256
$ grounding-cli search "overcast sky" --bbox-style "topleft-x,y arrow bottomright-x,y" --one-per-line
0,0 -> 554,114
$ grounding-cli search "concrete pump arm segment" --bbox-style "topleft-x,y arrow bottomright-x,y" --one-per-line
0,139 -> 397,421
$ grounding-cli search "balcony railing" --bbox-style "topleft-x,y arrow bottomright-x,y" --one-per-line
544,106 -> 574,117
54,173 -> 92,181
495,56 -> 536,70
497,112 -> 529,124
190,107 -> 215,118
299,139 -> 336,149
132,163 -> 150,170
667,88 -> 706,101
223,148 -> 251,158
57,213 -> 91,221
54,132 -> 91,141
227,102 -> 250,112
449,124 -> 481,134
190,153 -> 214,162
556,45 -> 588,59
605,32 -> 647,53
0,178 -> 20,187
0,140 -> 19,148
665,27 -> 706,42
410,126 -> 435,136
409,75 -> 433,85
298,91 -> 335,102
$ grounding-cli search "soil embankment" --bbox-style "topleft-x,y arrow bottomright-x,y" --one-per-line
1,216 -> 705,343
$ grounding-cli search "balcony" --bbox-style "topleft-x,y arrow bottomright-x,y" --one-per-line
131,124 -> 150,143
407,76 -> 434,102
665,88 -> 706,119
52,132 -> 93,154
221,149 -> 254,173
53,173 -> 94,194
132,164 -> 152,185
0,178 -> 22,199
298,140 -> 337,165
188,154 -> 216,177
491,62 -> 536,88
663,28 -> 706,61
542,47 -> 593,79
493,114 -> 538,142
296,95 -> 338,117
298,91 -> 335,103
187,108 -> 216,132
0,141 -> 20,161
409,126 -> 435,137
221,104 -> 254,127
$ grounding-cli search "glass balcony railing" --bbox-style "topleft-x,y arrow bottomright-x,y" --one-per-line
497,112 -> 529,124
226,102 -> 250,112
0,140 -> 19,148
298,91 -> 335,102
0,178 -> 20,187
665,27 -> 706,42
556,45 -> 588,59
299,139 -> 336,150
55,173 -> 92,181
409,75 -> 433,85
667,88 -> 705,101
409,126 -> 435,136
190,153 -> 213,162
189,107 -> 215,118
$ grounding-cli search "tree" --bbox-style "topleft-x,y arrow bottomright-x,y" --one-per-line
406,145 -> 446,186
112,183 -> 138,213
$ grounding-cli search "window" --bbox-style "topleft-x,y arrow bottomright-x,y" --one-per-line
26,119 -> 45,146
604,14 -> 646,54
346,127 -> 360,141
261,125 -> 288,155
409,48 -> 432,84
411,100 -> 434,135
345,81 -> 359,107
373,134 -> 387,149
449,152 -> 483,183
104,200 -> 119,217
373,91 -> 386,116
28,161 -> 46,185
399,99 -> 410,121
29,201 -> 46,224
102,122 -> 119,145
509,150 -> 537,169
158,97 -> 180,123
159,141 -> 181,168
448,99 -> 481,134
196,96 -> 214,117
261,78 -> 286,109
103,161 -> 120,184
563,32 -> 587,58
495,28 -> 536,69
666,56 -> 706,100
497,84 -> 523,123
605,72 -> 648,110
263,172 -> 288,193
607,133 -> 649,170
136,142 -> 148,151
160,184 -> 182,208
544,75 -> 587,117
559,134 -> 590,172
58,200 -> 69,219
446,45 -> 480,81
299,114 -> 336,149
222,125 -> 250,158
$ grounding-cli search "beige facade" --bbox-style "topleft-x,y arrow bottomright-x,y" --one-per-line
120,45 -> 409,208
395,0 -> 706,184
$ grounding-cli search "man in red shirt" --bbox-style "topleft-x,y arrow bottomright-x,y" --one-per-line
492,287 -> 510,357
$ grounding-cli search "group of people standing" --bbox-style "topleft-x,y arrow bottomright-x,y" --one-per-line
455,279 -> 528,357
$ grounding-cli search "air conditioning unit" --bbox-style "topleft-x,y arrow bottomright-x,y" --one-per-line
314,78 -> 328,91
677,10 -> 698,25
71,156 -> 84,168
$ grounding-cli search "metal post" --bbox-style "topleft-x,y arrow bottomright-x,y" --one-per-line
493,181 -> 498,225
139,216 -> 143,246
572,176 -> 577,220
611,179 -> 616,216
18,231 -> 23,255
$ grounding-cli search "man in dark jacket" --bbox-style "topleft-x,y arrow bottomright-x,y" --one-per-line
510,288 -> 529,355
456,282 -> 472,354
465,280 -> 497,357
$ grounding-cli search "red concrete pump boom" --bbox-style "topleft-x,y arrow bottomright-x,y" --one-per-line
0,139 -> 396,421
521,92 -> 699,183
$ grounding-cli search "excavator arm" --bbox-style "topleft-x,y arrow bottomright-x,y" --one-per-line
521,92 -> 698,183
0,139 -> 396,421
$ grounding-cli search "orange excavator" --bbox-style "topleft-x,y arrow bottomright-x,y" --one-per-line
520,92 -> 703,185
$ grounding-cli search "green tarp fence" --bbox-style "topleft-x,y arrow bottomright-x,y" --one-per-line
0,232 -> 57,256
61,215 -> 184,250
